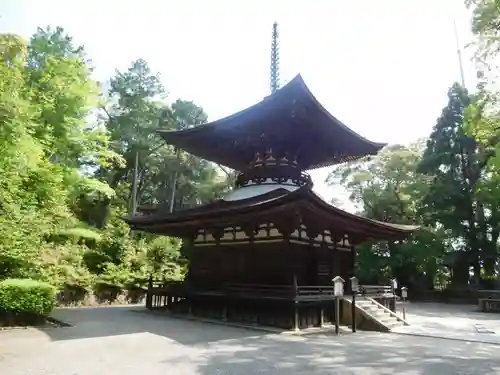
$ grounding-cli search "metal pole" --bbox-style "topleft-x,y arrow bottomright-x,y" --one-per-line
453,17 -> 466,87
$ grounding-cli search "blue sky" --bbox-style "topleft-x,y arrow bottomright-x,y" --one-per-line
1,0 -> 476,208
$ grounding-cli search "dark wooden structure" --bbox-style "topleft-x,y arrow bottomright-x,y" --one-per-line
124,74 -> 418,330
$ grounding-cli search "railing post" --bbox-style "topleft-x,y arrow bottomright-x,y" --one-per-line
350,276 -> 358,333
391,279 -> 397,313
146,275 -> 153,309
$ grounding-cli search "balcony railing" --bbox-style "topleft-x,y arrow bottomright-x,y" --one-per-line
235,168 -> 313,189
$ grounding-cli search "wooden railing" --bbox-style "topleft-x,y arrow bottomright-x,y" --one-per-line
359,284 -> 397,312
360,284 -> 394,297
146,281 -> 340,308
146,280 -> 398,310
226,283 -> 294,298
297,285 -> 335,296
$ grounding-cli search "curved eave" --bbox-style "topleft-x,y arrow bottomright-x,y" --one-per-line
156,75 -> 302,139
299,189 -> 419,238
293,75 -> 386,150
123,187 -> 419,239
156,74 -> 387,170
122,188 -> 290,228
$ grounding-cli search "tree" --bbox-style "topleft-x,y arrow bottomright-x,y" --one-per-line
327,142 -> 448,289
466,0 -> 500,62
417,83 -> 496,284
0,33 -> 75,278
0,25 -> 230,302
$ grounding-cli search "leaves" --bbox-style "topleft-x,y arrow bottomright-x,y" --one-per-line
466,0 -> 500,62
0,26 -> 231,301
327,141 -> 446,288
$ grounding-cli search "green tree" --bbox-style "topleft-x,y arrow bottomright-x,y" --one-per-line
417,83 -> 496,284
0,34 -> 75,278
327,142 -> 448,289
466,0 -> 500,61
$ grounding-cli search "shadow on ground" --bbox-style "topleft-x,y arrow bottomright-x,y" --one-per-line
39,305 -> 500,374
46,306 -> 265,345
182,332 -> 500,374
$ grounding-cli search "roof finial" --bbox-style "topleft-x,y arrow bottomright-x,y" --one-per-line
270,22 -> 280,94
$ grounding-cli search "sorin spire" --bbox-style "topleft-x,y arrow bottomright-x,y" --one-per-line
270,22 -> 280,94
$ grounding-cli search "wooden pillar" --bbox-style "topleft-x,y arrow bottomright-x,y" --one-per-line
391,282 -> 397,313
293,274 -> 299,331
293,302 -> 299,331
222,306 -> 228,321
350,243 -> 356,295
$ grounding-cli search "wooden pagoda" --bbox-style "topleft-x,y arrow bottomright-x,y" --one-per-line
123,73 -> 418,330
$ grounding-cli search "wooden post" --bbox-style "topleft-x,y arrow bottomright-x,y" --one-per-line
293,302 -> 299,331
146,275 -> 153,310
222,306 -> 227,321
351,293 -> 356,333
391,280 -> 397,313
293,274 -> 299,331
335,297 -> 340,335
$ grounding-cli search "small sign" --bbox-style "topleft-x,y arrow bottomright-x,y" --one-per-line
332,276 -> 345,297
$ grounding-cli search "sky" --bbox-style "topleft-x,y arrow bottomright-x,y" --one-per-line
0,0 -> 477,210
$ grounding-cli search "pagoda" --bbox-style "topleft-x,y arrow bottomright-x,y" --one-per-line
124,23 -> 418,330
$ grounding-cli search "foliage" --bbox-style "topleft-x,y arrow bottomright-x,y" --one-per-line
327,141 -> 449,289
328,77 -> 500,290
0,26 -> 230,305
466,0 -> 500,61
0,278 -> 56,317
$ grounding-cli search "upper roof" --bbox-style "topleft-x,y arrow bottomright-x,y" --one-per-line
123,187 -> 419,240
158,74 -> 386,171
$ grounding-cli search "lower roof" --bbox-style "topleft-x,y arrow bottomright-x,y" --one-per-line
123,187 -> 419,241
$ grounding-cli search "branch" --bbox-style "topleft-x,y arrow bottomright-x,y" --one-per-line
101,106 -> 114,122
392,185 -> 412,222
217,164 -> 234,178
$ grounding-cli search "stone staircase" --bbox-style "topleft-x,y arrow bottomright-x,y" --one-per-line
343,296 -> 408,332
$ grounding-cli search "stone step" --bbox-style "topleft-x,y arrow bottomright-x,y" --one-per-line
354,301 -> 404,329
346,297 -> 405,331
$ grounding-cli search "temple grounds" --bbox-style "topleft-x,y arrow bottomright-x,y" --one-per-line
1,304 -> 500,374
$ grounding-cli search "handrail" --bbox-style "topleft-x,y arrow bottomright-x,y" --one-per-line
343,296 -> 394,331
363,296 -> 409,325
150,282 -> 397,297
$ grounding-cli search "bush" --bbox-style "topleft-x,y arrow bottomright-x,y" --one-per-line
0,278 -> 56,326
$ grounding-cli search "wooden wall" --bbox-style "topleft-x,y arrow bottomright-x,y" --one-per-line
187,240 -> 353,287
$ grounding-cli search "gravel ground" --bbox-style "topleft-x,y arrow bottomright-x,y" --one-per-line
0,306 -> 499,375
